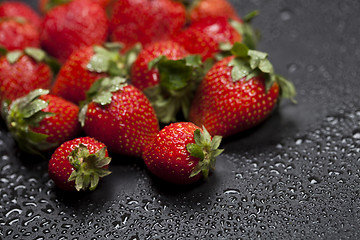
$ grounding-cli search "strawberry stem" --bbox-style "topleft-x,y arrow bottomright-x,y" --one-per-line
228,42 -> 296,101
186,126 -> 224,179
4,89 -> 58,155
68,144 -> 111,191
145,55 -> 204,123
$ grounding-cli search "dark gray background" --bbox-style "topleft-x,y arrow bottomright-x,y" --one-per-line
1,0 -> 360,239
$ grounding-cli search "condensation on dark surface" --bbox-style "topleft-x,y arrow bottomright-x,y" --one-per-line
1,0 -> 360,239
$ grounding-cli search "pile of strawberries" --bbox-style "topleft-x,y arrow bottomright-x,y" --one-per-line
0,0 -> 296,191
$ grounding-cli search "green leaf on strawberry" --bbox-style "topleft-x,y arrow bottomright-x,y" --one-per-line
0,46 -> 6,56
24,47 -> 46,62
79,76 -> 127,126
228,42 -> 296,102
2,47 -> 61,74
229,10 -> 260,50
186,126 -> 224,179
43,0 -> 71,12
6,50 -> 23,64
87,77 -> 127,105
87,43 -> 141,77
5,89 -> 57,155
144,55 -> 204,123
67,143 -> 111,191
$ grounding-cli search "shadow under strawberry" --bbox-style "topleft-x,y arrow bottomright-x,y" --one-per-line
146,170 -> 217,195
221,107 -> 298,153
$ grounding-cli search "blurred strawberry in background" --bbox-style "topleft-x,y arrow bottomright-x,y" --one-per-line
110,0 -> 186,51
40,0 -> 108,63
0,1 -> 42,29
0,17 -> 40,51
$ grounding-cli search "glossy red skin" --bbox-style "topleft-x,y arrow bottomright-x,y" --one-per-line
131,40 -> 189,91
189,56 -> 280,137
174,16 -> 242,60
40,0 -> 108,63
31,94 -> 81,145
142,122 -> 202,185
0,55 -> 51,104
83,85 -> 159,157
189,0 -> 241,23
110,0 -> 186,51
0,18 -> 40,51
51,46 -> 107,104
38,0 -> 112,14
0,2 -> 42,29
48,137 -> 108,191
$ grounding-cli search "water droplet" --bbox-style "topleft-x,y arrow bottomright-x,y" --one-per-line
61,223 -> 73,229
287,63 -> 298,73
5,208 -> 23,218
280,9 -> 293,21
308,176 -> 321,184
352,129 -> 360,139
306,64 -> 317,72
223,189 -> 241,194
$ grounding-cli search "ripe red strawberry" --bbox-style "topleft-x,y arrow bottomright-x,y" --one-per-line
40,0 -> 108,63
174,13 -> 259,60
0,48 -> 52,105
48,136 -> 111,191
0,17 -> 40,51
142,122 -> 223,185
79,77 -> 159,157
39,0 -> 112,14
51,43 -> 137,104
4,89 -> 81,154
174,17 -> 241,60
0,1 -> 42,29
131,40 -> 189,91
183,0 -> 241,23
131,40 -> 204,123
189,43 -> 296,137
110,0 -> 186,51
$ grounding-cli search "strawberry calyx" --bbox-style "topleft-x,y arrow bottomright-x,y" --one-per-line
144,55 -> 204,123
0,16 -> 28,24
0,47 -> 61,73
186,126 -> 224,179
67,143 -> 111,191
175,0 -> 200,19
43,0 -> 71,12
227,42 -> 296,102
3,89 -> 58,155
78,76 -> 127,126
175,0 -> 199,9
87,43 -> 141,78
229,10 -> 260,50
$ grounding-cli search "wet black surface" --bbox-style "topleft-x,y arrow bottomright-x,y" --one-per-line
1,0 -> 360,239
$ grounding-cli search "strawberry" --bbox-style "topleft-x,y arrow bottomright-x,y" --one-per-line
51,43 -> 138,104
0,1 -> 42,29
131,41 -> 189,91
48,136 -> 111,191
79,77 -> 159,157
40,0 -> 108,63
181,0 -> 240,23
174,16 -> 241,61
110,0 -> 186,51
4,89 -> 81,154
142,122 -> 223,185
174,13 -> 259,60
0,17 -> 40,51
39,0 -> 112,13
0,47 -> 53,105
131,40 -> 204,123
188,43 -> 296,137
